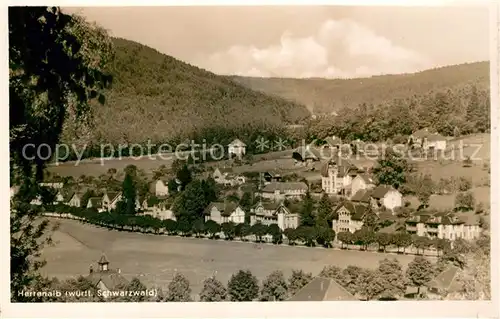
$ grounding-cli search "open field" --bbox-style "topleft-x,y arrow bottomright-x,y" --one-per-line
41,218 -> 418,296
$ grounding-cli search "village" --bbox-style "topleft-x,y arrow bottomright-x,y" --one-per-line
20,127 -> 486,250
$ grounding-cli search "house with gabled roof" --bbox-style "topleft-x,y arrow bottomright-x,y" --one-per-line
331,201 -> 370,234
102,192 -> 122,211
87,197 -> 104,212
260,182 -> 308,201
369,185 -> 403,211
67,192 -> 84,207
321,157 -> 360,195
228,138 -> 246,159
426,265 -> 461,299
288,277 -> 357,301
53,189 -> 65,204
212,167 -> 245,186
292,145 -> 321,166
204,202 -> 245,224
350,173 -> 375,197
151,178 -> 169,196
263,169 -> 283,183
86,254 -> 128,298
408,128 -> 447,151
405,212 -> 481,241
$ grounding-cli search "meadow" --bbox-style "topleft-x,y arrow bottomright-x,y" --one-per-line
41,218 -> 418,296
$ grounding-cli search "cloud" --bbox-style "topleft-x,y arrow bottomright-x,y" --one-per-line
195,19 -> 433,78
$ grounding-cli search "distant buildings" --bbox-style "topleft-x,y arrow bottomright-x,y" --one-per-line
405,212 -> 481,241
260,182 -> 308,201
408,128 -> 447,151
350,185 -> 403,212
320,157 -> 359,195
212,167 -> 246,186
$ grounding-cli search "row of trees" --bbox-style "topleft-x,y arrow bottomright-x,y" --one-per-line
32,268 -> 315,302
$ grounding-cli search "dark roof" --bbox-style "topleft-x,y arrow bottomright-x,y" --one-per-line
253,201 -> 281,211
427,265 -> 461,293
288,277 -> 357,301
357,173 -> 374,184
293,146 -> 321,161
320,157 -> 358,177
262,182 -> 308,193
370,185 -> 398,199
334,202 -> 368,221
87,270 -> 128,290
350,189 -> 372,203
88,197 -> 102,208
105,192 -> 120,202
205,201 -> 239,216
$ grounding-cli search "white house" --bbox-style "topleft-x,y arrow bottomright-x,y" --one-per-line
87,197 -> 104,212
350,174 -> 376,198
292,145 -> 321,166
102,192 -> 122,211
321,157 -> 359,196
331,202 -> 369,234
54,190 -> 65,203
142,199 -> 176,220
369,185 -> 403,211
227,205 -> 246,224
67,192 -> 83,207
228,139 -> 246,159
250,202 -> 300,230
260,182 -> 308,201
276,204 -> 300,230
151,179 -> 169,196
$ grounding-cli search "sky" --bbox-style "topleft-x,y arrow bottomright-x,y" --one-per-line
64,5 -> 490,78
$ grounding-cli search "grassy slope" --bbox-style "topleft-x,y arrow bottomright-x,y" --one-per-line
62,38 -> 310,145
230,62 -> 490,113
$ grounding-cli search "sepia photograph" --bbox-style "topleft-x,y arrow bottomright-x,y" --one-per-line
4,1 -> 498,317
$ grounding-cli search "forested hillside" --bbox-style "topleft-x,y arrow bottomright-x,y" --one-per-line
61,37 -> 311,152
304,84 -> 490,143
231,62 -> 489,114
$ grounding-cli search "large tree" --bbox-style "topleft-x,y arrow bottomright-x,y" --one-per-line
406,256 -> 434,296
227,270 -> 259,301
299,191 -> 315,227
200,276 -> 227,302
373,148 -> 412,189
10,7 -> 113,301
260,270 -> 288,301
